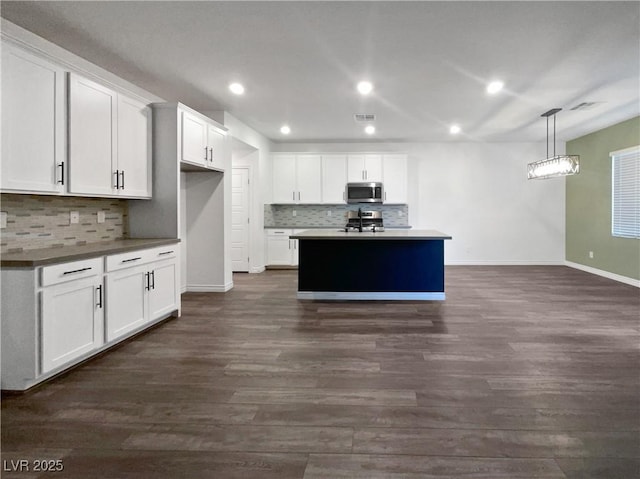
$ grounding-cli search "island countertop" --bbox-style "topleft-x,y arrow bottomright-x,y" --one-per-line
290,229 -> 452,240
1,238 -> 180,268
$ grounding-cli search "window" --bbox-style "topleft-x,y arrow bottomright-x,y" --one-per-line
611,145 -> 640,238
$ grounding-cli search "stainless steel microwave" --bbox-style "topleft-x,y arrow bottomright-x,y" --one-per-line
346,182 -> 384,203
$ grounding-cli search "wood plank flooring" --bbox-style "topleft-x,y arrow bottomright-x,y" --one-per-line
2,266 -> 639,478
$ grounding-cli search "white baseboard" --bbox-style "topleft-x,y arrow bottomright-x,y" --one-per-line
445,260 -> 565,266
297,291 -> 445,301
250,266 -> 265,274
565,261 -> 640,287
186,281 -> 234,292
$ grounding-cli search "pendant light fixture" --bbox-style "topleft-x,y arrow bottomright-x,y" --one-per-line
527,108 -> 580,179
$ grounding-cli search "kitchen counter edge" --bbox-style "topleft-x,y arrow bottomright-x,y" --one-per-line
290,229 -> 451,240
1,238 -> 181,268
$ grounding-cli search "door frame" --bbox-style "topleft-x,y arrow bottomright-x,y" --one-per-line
231,165 -> 252,273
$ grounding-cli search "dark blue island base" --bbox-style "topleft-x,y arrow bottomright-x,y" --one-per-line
293,231 -> 451,300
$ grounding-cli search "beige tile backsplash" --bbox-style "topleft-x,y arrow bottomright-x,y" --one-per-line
0,194 -> 129,254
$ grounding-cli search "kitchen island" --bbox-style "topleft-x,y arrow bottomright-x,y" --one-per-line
290,229 -> 452,300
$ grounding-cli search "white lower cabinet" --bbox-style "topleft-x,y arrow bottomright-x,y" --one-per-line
266,229 -> 304,266
106,247 -> 178,342
40,258 -> 104,373
0,243 -> 180,391
106,264 -> 147,341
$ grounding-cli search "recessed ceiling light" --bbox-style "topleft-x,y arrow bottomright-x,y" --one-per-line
357,81 -> 374,95
280,125 -> 291,135
365,125 -> 376,135
486,80 -> 504,95
229,82 -> 245,95
449,124 -> 461,135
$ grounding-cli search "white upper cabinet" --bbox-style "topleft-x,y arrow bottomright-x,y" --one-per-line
207,124 -> 226,171
117,95 -> 152,197
272,154 -> 297,203
348,154 -> 382,182
382,154 -> 408,203
296,155 -> 322,204
1,43 -> 65,194
272,154 -> 322,204
69,73 -> 151,198
321,154 -> 347,204
68,73 -> 117,196
180,109 -> 226,171
181,111 -> 208,167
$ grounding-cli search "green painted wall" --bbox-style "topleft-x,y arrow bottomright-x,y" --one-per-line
566,116 -> 640,280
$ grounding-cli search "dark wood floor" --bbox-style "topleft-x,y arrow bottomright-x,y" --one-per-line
2,267 -> 639,478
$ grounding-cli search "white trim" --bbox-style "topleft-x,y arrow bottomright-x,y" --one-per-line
297,291 -> 446,301
610,145 -> 640,157
565,261 -> 640,288
250,266 -> 266,274
445,260 -> 565,266
186,281 -> 234,293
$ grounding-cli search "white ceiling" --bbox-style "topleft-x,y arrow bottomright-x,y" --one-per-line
2,1 -> 638,143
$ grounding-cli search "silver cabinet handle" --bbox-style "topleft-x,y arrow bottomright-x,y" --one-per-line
114,170 -> 120,189
63,267 -> 92,275
158,250 -> 174,256
145,271 -> 150,291
385,192 -> 387,201
292,191 -> 295,201
150,270 -> 155,290
298,191 -> 301,201
209,147 -> 213,162
204,146 -> 208,161
120,170 -> 125,190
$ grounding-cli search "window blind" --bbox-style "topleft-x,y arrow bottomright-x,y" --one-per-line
611,145 -> 640,238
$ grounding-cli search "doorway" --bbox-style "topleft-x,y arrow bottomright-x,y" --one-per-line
231,167 -> 250,272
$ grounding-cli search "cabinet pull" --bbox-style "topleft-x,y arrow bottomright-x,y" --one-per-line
209,147 -> 213,162
114,170 -> 120,189
150,270 -> 155,290
63,267 -> 92,275
298,191 -> 301,201
96,285 -> 103,308
158,250 -> 174,256
145,271 -> 150,291
121,257 -> 142,263
57,162 -> 65,185
204,146 -> 208,161
385,192 -> 387,201
292,191 -> 295,201
120,171 -> 125,189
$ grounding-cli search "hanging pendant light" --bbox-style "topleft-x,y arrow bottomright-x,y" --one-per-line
527,108 -> 580,179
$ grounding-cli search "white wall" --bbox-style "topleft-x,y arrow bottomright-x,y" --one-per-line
215,112 -> 272,272
272,142 -> 565,265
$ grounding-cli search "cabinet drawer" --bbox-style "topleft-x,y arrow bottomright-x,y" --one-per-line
106,244 -> 178,272
41,257 -> 103,287
266,229 -> 293,236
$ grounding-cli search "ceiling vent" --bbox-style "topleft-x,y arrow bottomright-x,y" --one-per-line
354,114 -> 376,122
569,102 -> 601,111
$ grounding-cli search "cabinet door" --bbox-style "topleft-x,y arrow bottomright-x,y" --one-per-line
382,154 -> 408,203
106,265 -> 147,341
207,124 -> 225,171
41,277 -> 104,373
322,155 -> 347,203
364,154 -> 383,182
148,259 -> 178,321
347,155 -> 366,182
296,155 -> 322,203
68,73 -> 117,195
117,95 -> 151,198
291,229 -> 306,266
266,232 -> 293,265
181,111 -> 207,166
272,155 -> 297,204
1,44 -> 65,194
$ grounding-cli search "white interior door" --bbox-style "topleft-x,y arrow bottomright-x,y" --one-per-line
231,168 -> 250,272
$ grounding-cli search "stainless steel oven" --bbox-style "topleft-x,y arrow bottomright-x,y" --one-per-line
346,182 -> 384,203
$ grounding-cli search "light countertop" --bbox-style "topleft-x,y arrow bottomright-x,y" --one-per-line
290,229 -> 452,240
1,238 -> 180,268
